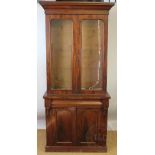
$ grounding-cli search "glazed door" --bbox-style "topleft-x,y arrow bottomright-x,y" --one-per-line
46,15 -> 79,93
78,15 -> 108,93
50,19 -> 73,90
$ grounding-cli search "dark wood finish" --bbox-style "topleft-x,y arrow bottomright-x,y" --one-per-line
45,15 -> 51,92
44,91 -> 111,100
45,99 -> 109,151
77,108 -> 108,146
44,98 -> 109,151
39,1 -> 114,11
52,107 -> 76,145
45,145 -> 107,152
72,16 -> 81,93
39,0 -> 114,152
77,109 -> 99,145
103,16 -> 108,91
45,9 -> 109,15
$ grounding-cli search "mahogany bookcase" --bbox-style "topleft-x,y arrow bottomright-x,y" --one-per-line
39,0 -> 114,152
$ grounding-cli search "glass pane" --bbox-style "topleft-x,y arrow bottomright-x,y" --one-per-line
81,20 -> 104,90
51,20 -> 72,90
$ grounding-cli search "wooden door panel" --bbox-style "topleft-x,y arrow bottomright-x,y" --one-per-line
77,108 -> 107,146
56,109 -> 73,144
46,107 -> 76,146
77,109 -> 98,146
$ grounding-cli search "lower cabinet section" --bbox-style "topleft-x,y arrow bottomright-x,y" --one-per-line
45,100 -> 109,152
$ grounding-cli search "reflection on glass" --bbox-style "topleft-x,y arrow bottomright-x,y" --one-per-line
51,20 -> 72,90
81,20 -> 104,90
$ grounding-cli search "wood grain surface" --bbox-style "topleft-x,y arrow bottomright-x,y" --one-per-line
39,1 -> 115,152
37,129 -> 117,154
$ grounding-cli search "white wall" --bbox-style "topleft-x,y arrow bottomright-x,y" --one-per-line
37,3 -> 117,130
107,4 -> 117,130
37,3 -> 46,129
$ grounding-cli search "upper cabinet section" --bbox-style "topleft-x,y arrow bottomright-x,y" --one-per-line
39,1 -> 115,94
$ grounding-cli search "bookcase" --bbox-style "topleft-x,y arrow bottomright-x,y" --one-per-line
39,0 -> 115,152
